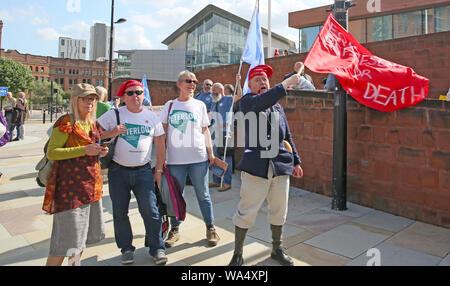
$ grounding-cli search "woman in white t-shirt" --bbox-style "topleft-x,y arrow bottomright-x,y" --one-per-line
160,70 -> 220,248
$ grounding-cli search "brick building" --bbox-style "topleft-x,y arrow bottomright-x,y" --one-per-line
0,49 -> 110,92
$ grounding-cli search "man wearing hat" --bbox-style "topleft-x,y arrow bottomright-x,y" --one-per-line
97,80 -> 168,265
228,65 -> 303,266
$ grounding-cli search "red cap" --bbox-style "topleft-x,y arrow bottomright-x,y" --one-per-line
117,80 -> 144,97
248,65 -> 273,81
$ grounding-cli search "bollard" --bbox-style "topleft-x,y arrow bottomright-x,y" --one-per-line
43,110 -> 46,124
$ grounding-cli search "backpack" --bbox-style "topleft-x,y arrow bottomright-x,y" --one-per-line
35,114 -> 74,187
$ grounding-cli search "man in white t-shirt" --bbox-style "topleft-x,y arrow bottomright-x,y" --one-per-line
98,80 -> 167,266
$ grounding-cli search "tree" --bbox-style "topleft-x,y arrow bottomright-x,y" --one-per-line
0,57 -> 33,93
30,81 -> 69,107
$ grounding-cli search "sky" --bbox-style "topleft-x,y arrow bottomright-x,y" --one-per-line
0,0 -> 333,58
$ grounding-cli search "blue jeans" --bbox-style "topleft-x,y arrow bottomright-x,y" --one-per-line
167,160 -> 214,228
108,162 -> 165,256
212,146 -> 233,186
9,124 -> 21,140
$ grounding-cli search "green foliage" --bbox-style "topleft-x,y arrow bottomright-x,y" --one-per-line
0,57 -> 33,93
30,81 -> 69,107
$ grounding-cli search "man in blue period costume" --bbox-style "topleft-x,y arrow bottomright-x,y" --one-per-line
229,65 -> 304,266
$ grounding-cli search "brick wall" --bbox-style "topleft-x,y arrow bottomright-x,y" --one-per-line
111,78 -> 179,105
278,90 -> 449,228
195,31 -> 450,100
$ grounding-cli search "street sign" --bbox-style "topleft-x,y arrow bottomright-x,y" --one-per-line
0,87 -> 8,97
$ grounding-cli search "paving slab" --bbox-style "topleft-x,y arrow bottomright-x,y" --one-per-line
353,210 -> 415,232
346,242 -> 442,266
304,222 -> 393,259
320,202 -> 374,218
287,243 -> 351,266
438,254 -> 450,266
386,222 -> 450,258
287,208 -> 354,233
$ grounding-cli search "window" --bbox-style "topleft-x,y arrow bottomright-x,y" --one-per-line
69,79 -> 73,85
349,19 -> 367,43
55,78 -> 59,84
74,79 -> 78,84
30,66 -> 33,71
41,67 -> 44,73
96,80 -> 100,86
299,25 -> 321,53
41,77 -> 44,82
69,69 -> 72,74
82,79 -> 86,83
35,76 -> 38,81
46,77 -> 49,81
35,67 -> 38,72
393,10 -> 423,39
61,39 -> 65,46
61,52 -> 64,58
367,15 -> 392,42
82,47 -> 86,54
87,79 -> 91,84
435,5 -> 450,33
60,78 -> 64,84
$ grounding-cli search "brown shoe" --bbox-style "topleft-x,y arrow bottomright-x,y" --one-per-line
209,182 -> 220,188
164,229 -> 180,248
218,184 -> 232,192
206,228 -> 220,246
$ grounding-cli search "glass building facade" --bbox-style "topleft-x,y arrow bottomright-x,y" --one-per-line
298,5 -> 450,53
186,13 -> 248,71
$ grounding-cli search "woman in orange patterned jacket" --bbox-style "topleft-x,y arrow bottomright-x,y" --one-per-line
43,84 -> 109,266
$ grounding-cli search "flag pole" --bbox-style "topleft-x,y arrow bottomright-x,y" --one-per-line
220,0 -> 259,187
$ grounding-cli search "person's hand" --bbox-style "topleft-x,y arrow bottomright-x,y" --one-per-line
282,74 -> 301,89
154,172 -> 162,189
85,143 -> 103,156
292,164 -> 303,178
99,146 -> 109,157
114,124 -> 127,137
236,74 -> 241,82
208,153 -> 216,167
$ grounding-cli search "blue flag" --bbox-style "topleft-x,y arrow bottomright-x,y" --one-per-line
242,1 -> 265,95
141,74 -> 152,106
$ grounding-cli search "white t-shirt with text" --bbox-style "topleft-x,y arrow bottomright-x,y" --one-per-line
160,98 -> 210,165
98,106 -> 164,167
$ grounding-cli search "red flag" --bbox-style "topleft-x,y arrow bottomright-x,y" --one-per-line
304,14 -> 429,112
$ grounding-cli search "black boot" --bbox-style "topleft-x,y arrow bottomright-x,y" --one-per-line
228,226 -> 248,266
270,224 -> 294,266
228,253 -> 244,266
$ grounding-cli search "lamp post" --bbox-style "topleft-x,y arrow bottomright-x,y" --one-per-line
108,0 -> 126,101
328,0 -> 355,211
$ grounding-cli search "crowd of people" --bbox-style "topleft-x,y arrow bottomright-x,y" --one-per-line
2,59 -> 315,266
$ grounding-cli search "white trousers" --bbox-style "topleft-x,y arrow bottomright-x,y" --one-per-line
233,164 -> 290,229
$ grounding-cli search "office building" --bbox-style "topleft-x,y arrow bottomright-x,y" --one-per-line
58,37 -> 87,60
162,4 -> 296,71
90,23 -> 111,61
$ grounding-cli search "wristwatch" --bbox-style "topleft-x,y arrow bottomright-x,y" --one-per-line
156,169 -> 163,173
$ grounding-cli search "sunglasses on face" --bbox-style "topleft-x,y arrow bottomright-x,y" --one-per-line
204,83 -> 212,87
183,79 -> 198,84
80,97 -> 97,103
126,90 -> 144,96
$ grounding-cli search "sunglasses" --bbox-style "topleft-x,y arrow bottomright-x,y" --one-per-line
80,97 -> 97,103
126,90 -> 144,96
204,83 -> 212,87
183,79 -> 198,84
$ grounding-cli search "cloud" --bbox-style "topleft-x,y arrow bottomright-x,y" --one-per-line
61,21 -> 91,39
36,28 -> 60,41
13,4 -> 49,25
115,24 -> 153,50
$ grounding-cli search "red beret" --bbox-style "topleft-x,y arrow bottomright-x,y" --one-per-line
248,65 -> 273,81
117,80 -> 144,97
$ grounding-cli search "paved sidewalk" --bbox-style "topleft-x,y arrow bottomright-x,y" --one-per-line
0,117 -> 449,266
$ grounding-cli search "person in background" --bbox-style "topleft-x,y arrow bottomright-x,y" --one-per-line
160,70 -> 219,249
4,92 -> 16,139
17,92 -> 29,140
10,98 -> 26,141
195,79 -> 213,112
95,86 -> 112,119
283,62 -> 314,87
43,83 -> 107,266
